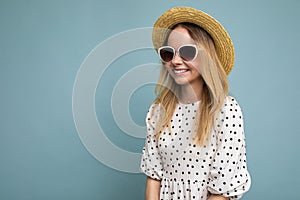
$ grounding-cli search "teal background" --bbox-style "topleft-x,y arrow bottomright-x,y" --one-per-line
1,0 -> 299,199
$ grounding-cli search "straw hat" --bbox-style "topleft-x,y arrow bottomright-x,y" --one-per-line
152,7 -> 234,74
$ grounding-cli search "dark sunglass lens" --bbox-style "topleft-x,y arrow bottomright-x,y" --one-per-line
179,46 -> 197,61
159,47 -> 174,62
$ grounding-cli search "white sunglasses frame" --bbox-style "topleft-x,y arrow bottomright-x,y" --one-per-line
158,44 -> 198,63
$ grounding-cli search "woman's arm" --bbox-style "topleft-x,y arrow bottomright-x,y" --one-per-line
208,194 -> 229,200
207,97 -> 251,198
145,177 -> 161,200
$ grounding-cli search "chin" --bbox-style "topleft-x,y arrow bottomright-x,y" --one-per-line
173,77 -> 190,85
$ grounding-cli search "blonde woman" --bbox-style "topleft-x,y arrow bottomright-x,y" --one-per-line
140,7 -> 251,200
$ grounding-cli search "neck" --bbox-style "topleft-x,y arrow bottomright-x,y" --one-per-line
179,78 -> 204,104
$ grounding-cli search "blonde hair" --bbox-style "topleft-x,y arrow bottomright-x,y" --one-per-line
154,22 -> 229,146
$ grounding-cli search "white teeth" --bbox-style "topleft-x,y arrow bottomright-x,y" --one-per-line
174,69 -> 188,74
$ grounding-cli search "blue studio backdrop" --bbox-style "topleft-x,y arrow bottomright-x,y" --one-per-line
0,0 -> 299,200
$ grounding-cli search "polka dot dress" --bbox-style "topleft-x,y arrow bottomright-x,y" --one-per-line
140,96 -> 251,200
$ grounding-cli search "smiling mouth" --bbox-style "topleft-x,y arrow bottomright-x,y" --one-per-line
173,69 -> 190,74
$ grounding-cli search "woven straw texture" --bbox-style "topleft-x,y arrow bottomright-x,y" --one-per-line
152,7 -> 234,74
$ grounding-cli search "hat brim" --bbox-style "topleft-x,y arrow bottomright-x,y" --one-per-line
152,7 -> 234,74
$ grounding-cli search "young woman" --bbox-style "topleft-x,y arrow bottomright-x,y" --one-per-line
140,7 -> 251,200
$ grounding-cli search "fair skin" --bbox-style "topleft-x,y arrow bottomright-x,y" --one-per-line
145,177 -> 160,200
165,27 -> 204,104
145,27 -> 229,200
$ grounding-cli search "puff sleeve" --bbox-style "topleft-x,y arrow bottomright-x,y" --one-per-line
207,97 -> 251,199
140,104 -> 164,180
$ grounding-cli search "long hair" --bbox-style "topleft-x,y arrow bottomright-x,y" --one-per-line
154,22 -> 229,146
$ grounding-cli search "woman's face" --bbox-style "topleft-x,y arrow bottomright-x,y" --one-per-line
164,26 -> 202,87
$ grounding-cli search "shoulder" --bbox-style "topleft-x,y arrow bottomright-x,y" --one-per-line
145,102 -> 162,128
217,95 -> 244,123
222,95 -> 243,114
214,96 -> 246,141
146,102 -> 161,118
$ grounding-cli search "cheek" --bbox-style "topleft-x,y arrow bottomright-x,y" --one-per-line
190,60 -> 202,74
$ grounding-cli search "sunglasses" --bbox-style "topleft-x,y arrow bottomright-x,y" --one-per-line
158,44 -> 198,63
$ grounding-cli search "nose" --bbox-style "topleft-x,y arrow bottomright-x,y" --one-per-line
171,51 -> 183,65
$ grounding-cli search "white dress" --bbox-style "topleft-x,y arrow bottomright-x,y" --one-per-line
140,96 -> 251,200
